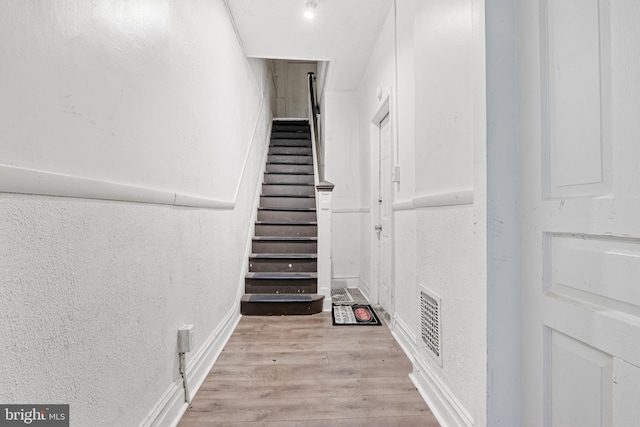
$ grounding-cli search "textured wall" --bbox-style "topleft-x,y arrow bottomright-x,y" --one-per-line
414,0 -> 476,197
355,8 -> 396,296
412,0 -> 486,422
0,1 -> 273,425
350,0 -> 487,424
0,0 -> 263,201
323,91 -> 362,285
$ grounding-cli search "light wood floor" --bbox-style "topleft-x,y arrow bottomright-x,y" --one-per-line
178,310 -> 440,427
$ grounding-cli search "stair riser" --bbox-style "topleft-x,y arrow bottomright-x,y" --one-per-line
270,139 -> 311,147
255,224 -> 317,237
262,184 -> 315,196
249,258 -> 317,273
265,164 -> 314,174
257,210 -> 317,222
268,155 -> 313,165
244,280 -> 317,294
271,132 -> 310,139
269,146 -> 312,155
240,300 -> 323,315
264,174 -> 314,185
260,196 -> 315,209
252,240 -> 317,254
272,125 -> 309,133
273,120 -> 308,125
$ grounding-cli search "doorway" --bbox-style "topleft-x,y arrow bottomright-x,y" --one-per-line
371,97 -> 394,316
273,60 -> 317,118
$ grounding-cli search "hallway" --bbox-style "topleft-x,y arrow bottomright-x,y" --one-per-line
4,0 -> 640,425
178,310 -> 439,426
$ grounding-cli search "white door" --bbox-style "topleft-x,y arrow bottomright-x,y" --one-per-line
377,114 -> 393,313
286,62 -> 316,118
519,1 -> 640,425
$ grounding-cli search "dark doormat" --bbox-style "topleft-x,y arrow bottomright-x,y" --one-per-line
332,304 -> 382,326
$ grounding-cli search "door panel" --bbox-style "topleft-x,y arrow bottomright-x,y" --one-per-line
520,0 -> 640,425
613,358 -> 640,425
549,330 -> 613,427
545,0 -> 610,196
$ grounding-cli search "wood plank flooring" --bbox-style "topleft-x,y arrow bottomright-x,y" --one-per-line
178,311 -> 440,427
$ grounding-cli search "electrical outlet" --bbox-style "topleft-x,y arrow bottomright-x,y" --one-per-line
178,325 -> 193,353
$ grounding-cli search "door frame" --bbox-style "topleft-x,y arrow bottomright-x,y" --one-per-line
369,92 -> 396,314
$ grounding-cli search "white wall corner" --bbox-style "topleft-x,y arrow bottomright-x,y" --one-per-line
410,355 -> 475,427
140,308 -> 241,427
357,277 -> 371,303
331,277 -> 362,289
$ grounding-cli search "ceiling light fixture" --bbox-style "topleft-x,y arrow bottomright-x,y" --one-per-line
304,0 -> 317,19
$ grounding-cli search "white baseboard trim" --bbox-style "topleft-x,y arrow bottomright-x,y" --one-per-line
390,314 -> 417,363
410,355 -> 475,427
140,307 -> 241,427
322,296 -> 332,312
331,277 -> 361,289
357,278 -> 371,303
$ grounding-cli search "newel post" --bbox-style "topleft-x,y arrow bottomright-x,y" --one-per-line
316,180 -> 334,311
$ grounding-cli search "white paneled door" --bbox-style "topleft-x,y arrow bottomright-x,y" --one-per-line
377,114 -> 393,314
519,0 -> 640,425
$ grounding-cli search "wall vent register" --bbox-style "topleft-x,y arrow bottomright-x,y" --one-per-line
419,285 -> 442,365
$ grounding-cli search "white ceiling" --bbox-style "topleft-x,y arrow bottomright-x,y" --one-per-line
226,0 -> 392,91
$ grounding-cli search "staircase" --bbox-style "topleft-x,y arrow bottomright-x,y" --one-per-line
240,120 -> 324,315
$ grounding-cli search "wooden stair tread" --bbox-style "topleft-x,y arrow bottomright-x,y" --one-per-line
261,194 -> 315,198
263,182 -> 315,185
242,119 -> 321,316
264,172 -> 314,175
258,207 -> 316,211
250,253 -> 317,259
255,221 -> 317,225
253,236 -> 317,241
241,294 -> 323,303
246,272 -> 318,279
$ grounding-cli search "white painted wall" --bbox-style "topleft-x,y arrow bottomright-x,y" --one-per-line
355,7 -> 396,299
411,1 -> 487,424
331,0 -> 490,425
485,1 -> 520,425
0,1 -> 274,426
322,91 -> 361,287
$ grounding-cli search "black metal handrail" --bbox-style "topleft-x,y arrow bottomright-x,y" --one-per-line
308,72 -> 324,182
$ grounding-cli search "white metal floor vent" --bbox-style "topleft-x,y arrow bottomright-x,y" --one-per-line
419,284 -> 442,366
